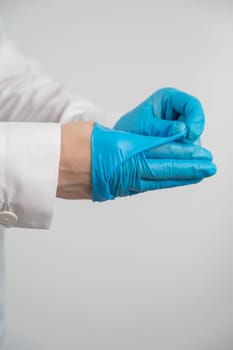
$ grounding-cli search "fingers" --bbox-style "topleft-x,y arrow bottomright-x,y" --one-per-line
140,158 -> 217,180
145,142 -> 212,160
133,178 -> 202,192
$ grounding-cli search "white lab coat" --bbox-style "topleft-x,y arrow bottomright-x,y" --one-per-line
0,26 -> 115,348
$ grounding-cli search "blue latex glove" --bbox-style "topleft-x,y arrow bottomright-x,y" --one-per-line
114,87 -> 204,143
91,123 -> 216,202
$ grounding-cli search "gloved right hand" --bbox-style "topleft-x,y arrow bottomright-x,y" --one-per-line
114,87 -> 205,144
91,123 -> 216,202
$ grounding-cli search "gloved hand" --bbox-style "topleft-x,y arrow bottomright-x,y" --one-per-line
114,87 -> 204,143
91,123 -> 216,202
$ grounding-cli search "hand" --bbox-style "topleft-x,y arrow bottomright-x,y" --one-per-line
114,87 -> 205,143
92,123 -> 216,202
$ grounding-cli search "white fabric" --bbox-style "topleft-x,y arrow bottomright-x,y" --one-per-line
0,30 -> 118,349
0,37 -> 114,126
0,122 -> 61,228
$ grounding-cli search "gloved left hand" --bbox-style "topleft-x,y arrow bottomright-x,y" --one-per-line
114,87 -> 205,144
92,123 -> 216,202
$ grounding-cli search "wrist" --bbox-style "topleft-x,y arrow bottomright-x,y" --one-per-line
56,121 -> 94,199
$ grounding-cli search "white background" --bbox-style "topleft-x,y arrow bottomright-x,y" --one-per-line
2,0 -> 233,349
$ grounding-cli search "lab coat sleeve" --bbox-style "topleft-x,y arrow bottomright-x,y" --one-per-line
0,122 -> 61,229
0,36 -> 120,229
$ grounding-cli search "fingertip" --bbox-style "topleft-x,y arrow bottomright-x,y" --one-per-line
204,162 -> 217,177
186,120 -> 205,143
170,121 -> 187,140
173,120 -> 186,133
193,147 -> 213,161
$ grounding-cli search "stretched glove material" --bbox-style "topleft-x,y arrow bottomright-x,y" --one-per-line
91,123 -> 216,202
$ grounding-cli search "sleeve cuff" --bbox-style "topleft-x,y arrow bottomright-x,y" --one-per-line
0,122 -> 61,229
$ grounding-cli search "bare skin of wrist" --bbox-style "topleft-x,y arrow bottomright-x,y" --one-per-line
56,120 -> 94,199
